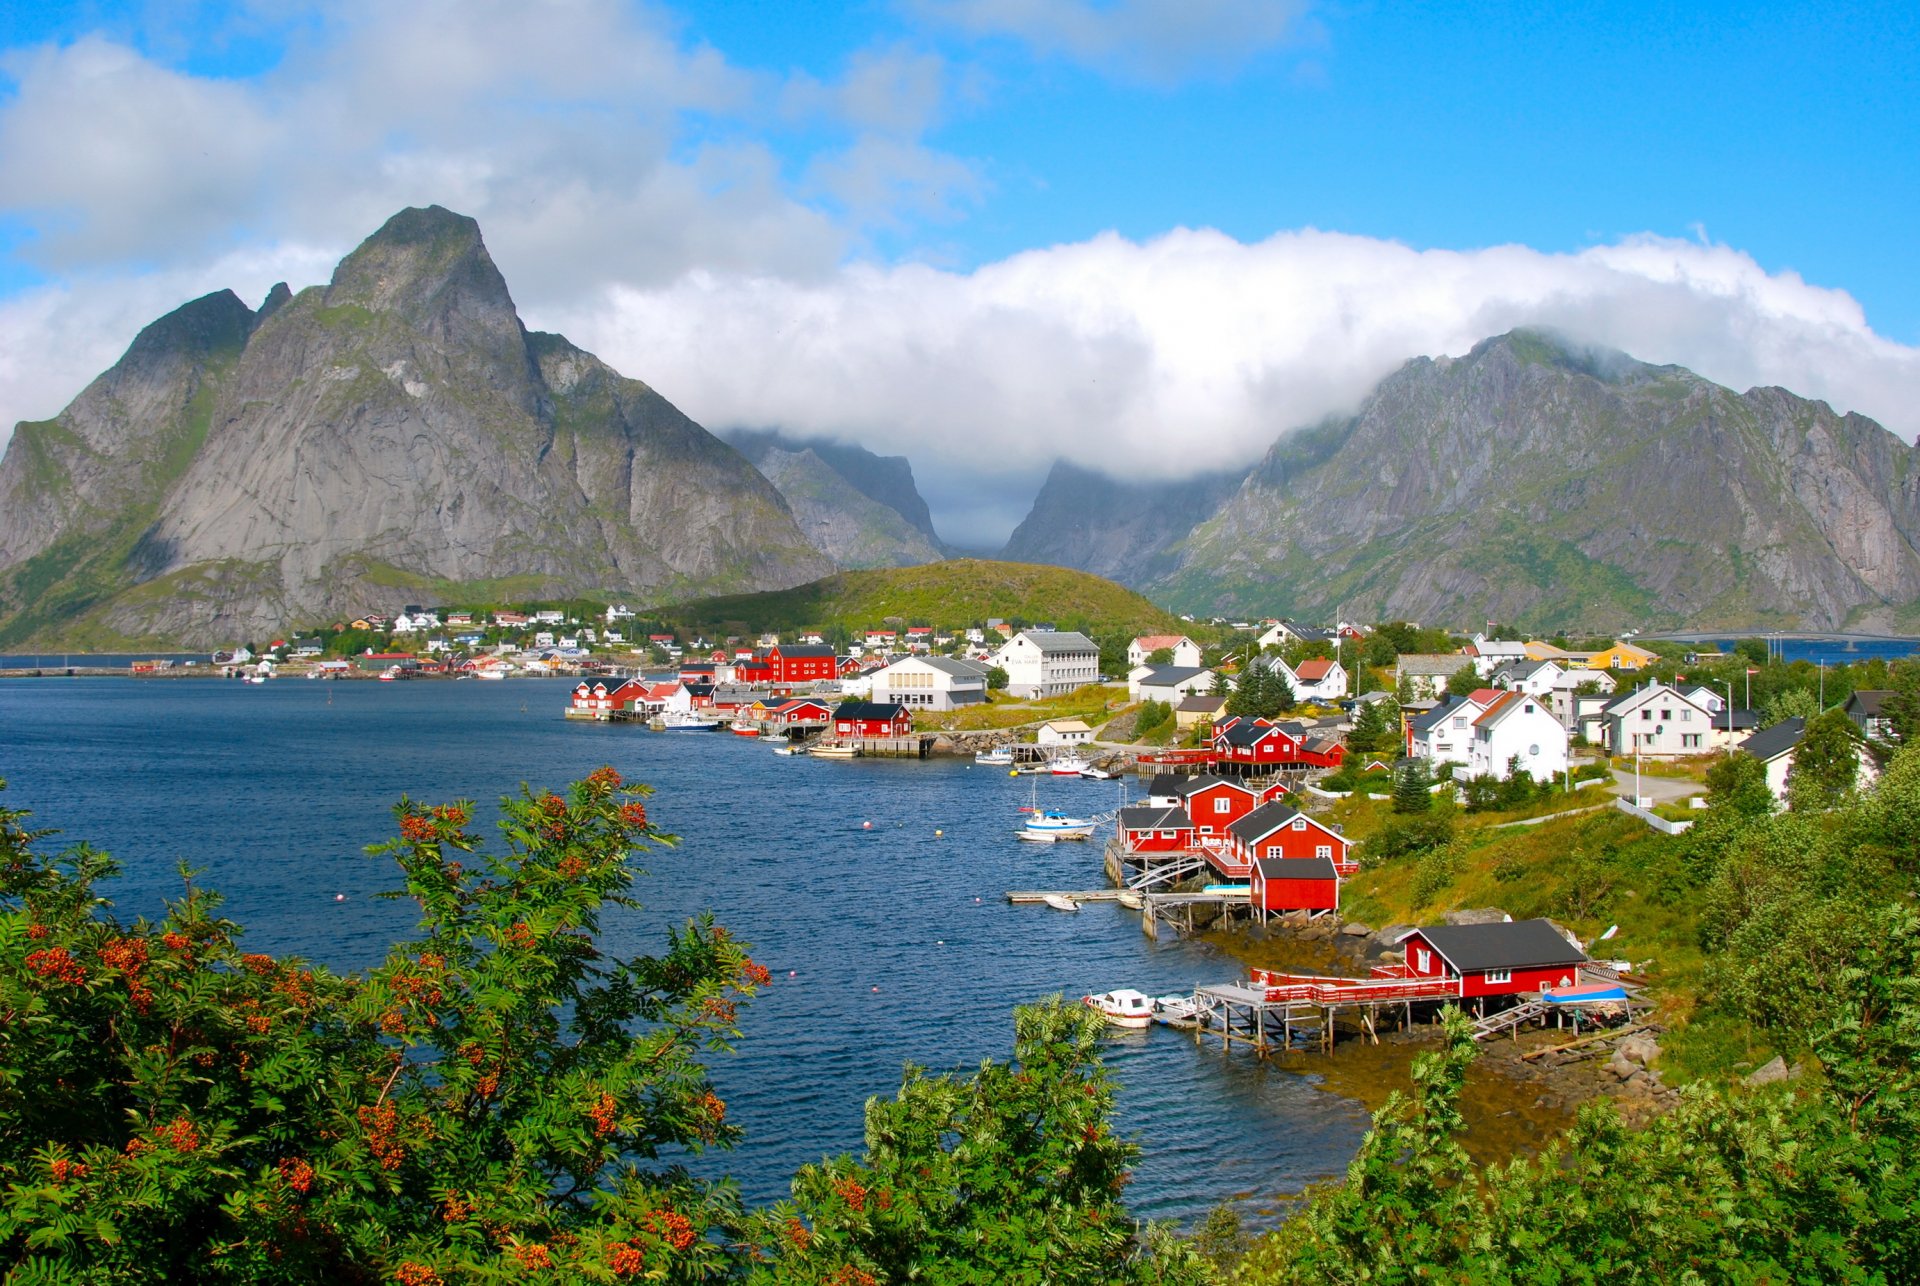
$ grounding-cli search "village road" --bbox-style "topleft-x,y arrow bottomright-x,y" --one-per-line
1609,767 -> 1702,804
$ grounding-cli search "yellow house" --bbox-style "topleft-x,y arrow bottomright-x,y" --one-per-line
1584,641 -> 1658,671
1523,641 -> 1571,661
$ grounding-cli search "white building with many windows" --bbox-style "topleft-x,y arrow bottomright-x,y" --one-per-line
992,630 -> 1101,699
868,656 -> 990,710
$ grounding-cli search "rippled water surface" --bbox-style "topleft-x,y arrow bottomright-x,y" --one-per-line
0,677 -> 1368,1223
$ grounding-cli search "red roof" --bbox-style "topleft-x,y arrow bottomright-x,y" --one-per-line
1468,688 -> 1504,705
1294,658 -> 1335,680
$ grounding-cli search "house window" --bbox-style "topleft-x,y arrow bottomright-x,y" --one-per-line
1485,969 -> 1512,985
1680,708 -> 1691,721
1682,733 -> 1702,748
1414,947 -> 1432,972
1292,817 -> 1308,831
1641,709 -> 1652,721
1267,844 -> 1281,858
1214,797 -> 1231,813
1315,844 -> 1332,858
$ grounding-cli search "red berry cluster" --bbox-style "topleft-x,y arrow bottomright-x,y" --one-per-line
357,1102 -> 405,1170
277,1156 -> 315,1194
588,1092 -> 619,1139
607,1241 -> 646,1276
24,947 -> 86,986
645,1208 -> 697,1252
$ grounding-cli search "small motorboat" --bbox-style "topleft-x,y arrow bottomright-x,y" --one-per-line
1116,889 -> 1144,909
1084,989 -> 1153,1028
1019,808 -> 1095,841
730,720 -> 761,736
1049,754 -> 1091,776
772,744 -> 804,757
974,746 -> 1015,766
810,743 -> 861,758
660,711 -> 721,731
1078,765 -> 1114,780
1042,894 -> 1080,912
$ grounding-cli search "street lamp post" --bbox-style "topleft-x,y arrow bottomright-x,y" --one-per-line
1725,680 -> 1734,755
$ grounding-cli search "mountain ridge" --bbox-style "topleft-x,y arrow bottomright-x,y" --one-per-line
0,206 -> 833,647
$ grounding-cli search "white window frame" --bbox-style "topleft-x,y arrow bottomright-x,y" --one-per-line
1484,969 -> 1513,985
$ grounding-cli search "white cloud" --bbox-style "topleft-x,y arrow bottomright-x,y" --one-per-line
0,2 -> 976,300
532,227 -> 1920,544
911,0 -> 1312,82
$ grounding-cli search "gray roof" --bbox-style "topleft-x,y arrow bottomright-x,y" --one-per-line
1019,630 -> 1098,655
1227,800 -> 1310,846
1120,805 -> 1190,831
1403,919 -> 1588,973
1847,689 -> 1892,717
899,656 -> 989,679
1739,716 -> 1806,763
1495,658 -> 1558,681
1176,694 -> 1227,713
1139,665 -> 1209,687
1175,773 -> 1252,797
1398,653 -> 1474,676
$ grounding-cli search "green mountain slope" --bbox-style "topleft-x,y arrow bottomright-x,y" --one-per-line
660,558 -> 1185,639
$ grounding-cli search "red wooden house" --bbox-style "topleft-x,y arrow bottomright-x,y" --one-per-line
1117,805 -> 1196,853
1393,920 -> 1588,999
762,644 -> 837,684
761,697 -> 831,726
831,701 -> 914,738
570,681 -> 613,716
1213,717 -> 1345,770
1226,803 -> 1352,874
1250,856 -> 1340,917
1175,775 -> 1259,838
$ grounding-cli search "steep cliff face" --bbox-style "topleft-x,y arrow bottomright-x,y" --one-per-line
999,461 -> 1242,587
723,430 -> 946,568
0,206 -> 831,646
1153,331 -> 1920,630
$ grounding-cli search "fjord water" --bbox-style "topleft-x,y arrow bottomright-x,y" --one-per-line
0,678 -> 1366,1224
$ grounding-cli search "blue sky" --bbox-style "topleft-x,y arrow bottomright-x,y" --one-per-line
2,1 -> 1917,540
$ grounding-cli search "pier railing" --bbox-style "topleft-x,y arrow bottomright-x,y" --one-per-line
1248,968 -> 1461,1007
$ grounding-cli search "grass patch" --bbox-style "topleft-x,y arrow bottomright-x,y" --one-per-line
914,684 -> 1126,733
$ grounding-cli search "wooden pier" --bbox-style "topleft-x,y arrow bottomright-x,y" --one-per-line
1189,970 -> 1465,1056
1005,890 -> 1128,904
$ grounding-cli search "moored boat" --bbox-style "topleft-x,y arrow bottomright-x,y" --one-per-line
1042,893 -> 1080,912
730,720 -> 761,736
1019,808 -> 1095,841
1152,993 -> 1198,1027
810,743 -> 861,758
1083,989 -> 1153,1028
1049,754 -> 1091,776
660,711 -> 721,731
974,745 -> 1015,766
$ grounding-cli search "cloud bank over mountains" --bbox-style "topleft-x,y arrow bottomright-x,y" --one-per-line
1,1 -> 1917,545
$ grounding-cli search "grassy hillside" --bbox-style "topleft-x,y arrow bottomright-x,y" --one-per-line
657,558 -> 1189,639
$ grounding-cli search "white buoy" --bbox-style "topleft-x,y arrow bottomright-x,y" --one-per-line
934,829 -> 943,837
788,970 -> 797,977
862,820 -> 872,830
334,893 -> 346,902
871,986 -> 880,993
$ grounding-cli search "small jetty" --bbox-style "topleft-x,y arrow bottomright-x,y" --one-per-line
1006,889 -> 1127,905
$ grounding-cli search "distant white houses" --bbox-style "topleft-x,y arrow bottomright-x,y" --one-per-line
1256,621 -> 1333,651
1490,658 -> 1616,732
1466,637 -> 1531,677
1740,717 -> 1880,804
1407,690 -> 1502,773
1126,634 -> 1203,669
992,630 -> 1101,699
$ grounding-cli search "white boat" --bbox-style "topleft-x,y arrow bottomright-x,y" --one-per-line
772,744 -> 804,757
660,711 -> 721,731
1049,754 -> 1092,776
1152,993 -> 1198,1026
473,668 -> 507,681
1116,889 -> 1144,909
1084,989 -> 1154,1028
1019,807 -> 1095,841
1042,894 -> 1080,912
1078,765 -> 1114,780
810,743 -> 861,758
974,746 -> 1015,766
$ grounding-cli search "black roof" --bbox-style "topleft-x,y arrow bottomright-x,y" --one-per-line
1146,773 -> 1189,798
1226,800 -> 1308,845
1120,805 -> 1190,830
832,701 -> 909,721
1176,773 -> 1251,796
1739,716 -> 1806,762
1847,689 -> 1892,717
1405,919 -> 1588,973
772,644 -> 836,658
1254,856 -> 1338,881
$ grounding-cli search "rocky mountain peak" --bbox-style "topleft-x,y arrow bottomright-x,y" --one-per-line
252,281 -> 293,329
119,289 -> 254,374
324,205 -> 516,329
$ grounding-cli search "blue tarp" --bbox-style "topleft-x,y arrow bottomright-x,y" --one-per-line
1544,986 -> 1629,1004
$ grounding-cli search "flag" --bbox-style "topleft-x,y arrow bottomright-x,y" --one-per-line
1746,667 -> 1760,675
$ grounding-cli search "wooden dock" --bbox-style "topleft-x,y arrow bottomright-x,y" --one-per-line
1005,890 -> 1127,904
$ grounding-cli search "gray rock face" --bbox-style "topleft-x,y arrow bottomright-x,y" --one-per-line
1001,460 -> 1242,586
724,431 -> 945,569
0,206 -> 832,646
1746,1055 -> 1790,1086
1005,330 -> 1920,632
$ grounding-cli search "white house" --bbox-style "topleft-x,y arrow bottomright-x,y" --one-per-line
1467,637 -> 1531,677
1257,621 -> 1333,651
1276,656 -> 1348,703
1492,659 -> 1616,732
1127,634 -> 1203,670
1407,690 -> 1501,771
1465,690 -> 1570,782
1131,664 -> 1215,703
1036,719 -> 1093,747
1602,682 -> 1718,758
992,630 -> 1101,699
869,656 -> 989,710
1397,653 -> 1475,700
1739,717 -> 1880,804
